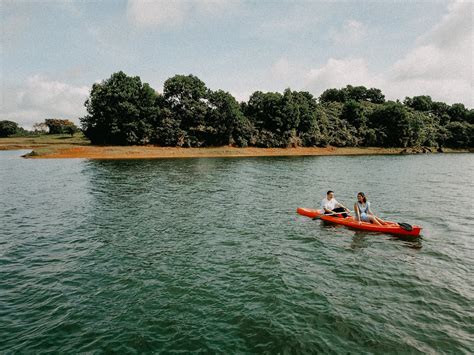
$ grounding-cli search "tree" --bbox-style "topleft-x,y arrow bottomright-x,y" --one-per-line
32,122 -> 48,133
431,101 -> 451,125
0,120 -> 20,137
404,95 -> 433,111
368,102 -> 413,147
44,119 -> 78,134
319,102 -> 359,147
444,122 -> 473,147
448,103 -> 468,122
341,100 -> 365,127
206,89 -> 249,146
320,85 -> 385,104
286,90 -> 323,146
366,88 -> 385,104
81,71 -> 159,145
319,88 -> 346,103
162,74 -> 209,146
64,124 -> 79,137
245,91 -> 286,147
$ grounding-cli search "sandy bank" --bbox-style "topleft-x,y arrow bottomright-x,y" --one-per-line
13,145 -> 449,159
1,138 -> 470,159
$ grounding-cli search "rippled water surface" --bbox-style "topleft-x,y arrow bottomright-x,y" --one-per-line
1,151 -> 473,353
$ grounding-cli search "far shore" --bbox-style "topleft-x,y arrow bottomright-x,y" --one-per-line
0,137 -> 471,159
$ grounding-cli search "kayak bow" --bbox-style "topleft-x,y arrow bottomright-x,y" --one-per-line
297,208 -> 422,236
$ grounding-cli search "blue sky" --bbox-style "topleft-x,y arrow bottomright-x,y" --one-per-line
1,0 -> 472,128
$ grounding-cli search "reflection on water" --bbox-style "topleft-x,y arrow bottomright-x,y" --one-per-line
389,235 -> 423,249
350,231 -> 371,250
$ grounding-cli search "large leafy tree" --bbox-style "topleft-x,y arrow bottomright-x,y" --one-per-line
44,119 -> 78,134
162,74 -> 209,146
319,88 -> 347,103
245,91 -> 286,147
81,71 -> 159,145
0,120 -> 20,137
444,121 -> 473,147
206,89 -> 249,146
368,102 -> 414,147
320,85 -> 385,104
448,103 -> 468,122
283,90 -> 322,146
404,95 -> 433,111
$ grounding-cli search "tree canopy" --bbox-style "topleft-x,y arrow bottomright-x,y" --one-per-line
77,72 -> 473,149
0,120 -> 21,137
44,119 -> 78,135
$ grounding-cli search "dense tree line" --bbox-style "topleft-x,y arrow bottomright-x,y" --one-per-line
74,71 -> 469,148
0,119 -> 79,137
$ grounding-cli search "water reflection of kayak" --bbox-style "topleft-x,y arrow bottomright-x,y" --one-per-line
297,207 -> 422,237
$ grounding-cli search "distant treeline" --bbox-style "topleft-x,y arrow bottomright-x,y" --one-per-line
0,119 -> 79,137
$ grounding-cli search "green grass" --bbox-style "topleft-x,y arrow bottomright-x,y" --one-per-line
0,133 -> 90,145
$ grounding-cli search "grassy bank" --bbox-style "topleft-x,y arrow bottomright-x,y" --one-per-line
0,134 -> 89,152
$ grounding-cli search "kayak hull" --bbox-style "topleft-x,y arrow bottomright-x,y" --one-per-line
297,208 -> 422,237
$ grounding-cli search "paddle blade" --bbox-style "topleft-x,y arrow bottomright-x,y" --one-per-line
398,222 -> 413,231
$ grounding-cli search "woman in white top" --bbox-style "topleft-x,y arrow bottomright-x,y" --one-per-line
354,192 -> 386,225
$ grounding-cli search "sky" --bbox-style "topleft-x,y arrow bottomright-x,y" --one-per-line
1,0 -> 472,128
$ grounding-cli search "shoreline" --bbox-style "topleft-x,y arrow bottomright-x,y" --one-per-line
0,142 -> 471,159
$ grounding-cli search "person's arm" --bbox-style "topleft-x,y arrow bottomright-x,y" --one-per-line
336,200 -> 351,213
367,202 -> 375,216
354,203 -> 361,222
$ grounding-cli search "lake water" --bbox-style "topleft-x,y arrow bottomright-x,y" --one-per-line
1,151 -> 473,353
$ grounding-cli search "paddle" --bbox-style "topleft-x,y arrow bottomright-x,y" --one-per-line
312,210 -> 353,220
397,222 -> 413,231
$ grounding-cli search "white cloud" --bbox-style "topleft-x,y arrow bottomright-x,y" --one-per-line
305,58 -> 380,95
386,0 -> 473,105
126,0 -> 238,27
330,20 -> 368,45
304,1 -> 473,106
0,76 -> 89,129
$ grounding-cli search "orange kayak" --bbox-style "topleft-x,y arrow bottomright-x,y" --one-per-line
297,208 -> 422,236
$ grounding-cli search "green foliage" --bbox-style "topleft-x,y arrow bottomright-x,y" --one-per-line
162,74 -> 209,146
368,102 -> 413,147
448,103 -> 468,122
78,71 -> 471,149
319,85 -> 385,104
319,88 -> 346,104
44,119 -> 78,135
404,95 -> 433,111
81,71 -> 159,145
444,122 -> 473,147
206,89 -> 249,146
341,100 -> 365,127
319,102 -> 359,147
0,120 -> 20,137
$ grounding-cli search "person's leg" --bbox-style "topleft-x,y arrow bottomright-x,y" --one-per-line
332,207 -> 348,218
374,216 -> 386,225
369,215 -> 382,225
